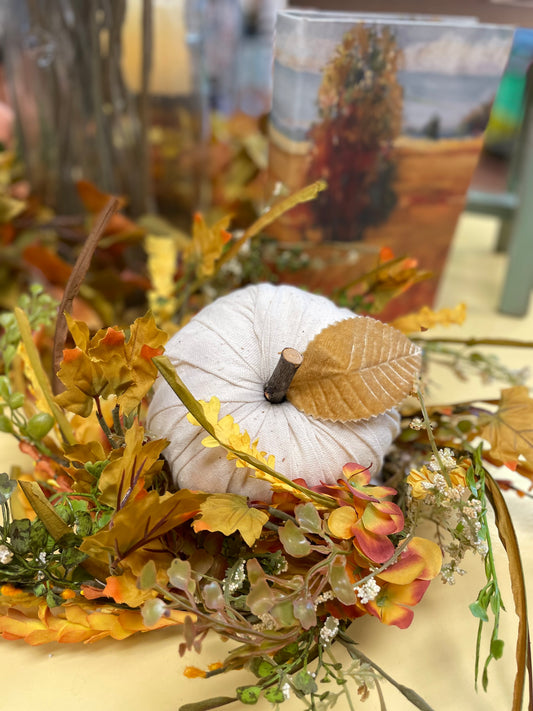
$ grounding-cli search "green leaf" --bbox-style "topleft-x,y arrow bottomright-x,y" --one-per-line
139,560 -> 158,590
469,601 -> 489,622
250,659 -> 276,679
168,558 -> 194,594
0,473 -> 17,503
8,392 -> 25,410
0,415 -> 13,433
293,670 -> 318,694
293,597 -> 317,629
56,532 -> 83,548
141,597 -> 167,627
202,581 -> 225,611
264,688 -> 285,703
9,518 -> 31,554
295,502 -> 323,534
29,519 -> 50,552
18,480 -> 72,541
491,638 -> 505,660
25,412 -> 55,440
46,590 -> 63,608
329,558 -> 357,606
236,686 -> 261,705
246,578 -> 275,617
74,511 -> 93,537
0,376 -> 11,401
60,547 -> 87,568
278,520 -> 312,558
85,460 -> 110,478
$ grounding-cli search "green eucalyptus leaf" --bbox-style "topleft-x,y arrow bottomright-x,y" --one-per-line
142,597 -> 167,627
278,520 -> 312,558
139,560 -> 158,590
246,578 -> 275,617
202,581 -> 225,611
270,600 -> 296,628
295,502 -> 322,534
168,558 -> 194,594
293,596 -> 317,629
329,558 -> 357,606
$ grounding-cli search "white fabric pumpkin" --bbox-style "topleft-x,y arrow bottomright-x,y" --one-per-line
147,284 -> 400,501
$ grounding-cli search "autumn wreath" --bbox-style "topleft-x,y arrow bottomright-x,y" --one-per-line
0,187 -> 531,711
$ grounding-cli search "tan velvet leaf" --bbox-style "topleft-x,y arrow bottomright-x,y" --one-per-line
287,317 -> 421,422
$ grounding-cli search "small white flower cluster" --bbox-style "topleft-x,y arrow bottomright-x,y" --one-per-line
409,417 -> 424,431
0,544 -> 13,565
281,682 -> 291,700
319,616 -> 339,646
315,590 -> 334,605
429,447 -> 457,472
254,612 -> 277,631
441,561 -> 466,585
355,578 -> 380,605
225,559 -> 246,594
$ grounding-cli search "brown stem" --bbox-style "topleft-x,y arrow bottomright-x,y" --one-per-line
52,196 -> 120,393
264,348 -> 303,404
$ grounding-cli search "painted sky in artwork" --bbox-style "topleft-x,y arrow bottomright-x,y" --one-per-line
272,12 -> 514,140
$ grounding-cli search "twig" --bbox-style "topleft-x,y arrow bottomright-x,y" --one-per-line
52,196 -> 120,393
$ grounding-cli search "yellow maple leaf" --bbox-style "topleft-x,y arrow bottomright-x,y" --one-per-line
193,493 -> 268,547
479,386 -> 533,467
185,212 -> 232,278
80,489 -> 206,567
97,422 -> 168,508
56,312 -> 168,416
391,303 -> 467,334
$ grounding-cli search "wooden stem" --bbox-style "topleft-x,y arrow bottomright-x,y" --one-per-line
264,348 -> 303,404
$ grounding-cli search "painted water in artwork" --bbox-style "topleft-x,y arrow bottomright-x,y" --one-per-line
268,11 -> 514,315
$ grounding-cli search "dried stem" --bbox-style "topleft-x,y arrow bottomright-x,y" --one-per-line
52,196 -> 120,393
264,348 -> 303,404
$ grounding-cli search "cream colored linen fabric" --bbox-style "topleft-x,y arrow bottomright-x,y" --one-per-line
147,283 -> 401,500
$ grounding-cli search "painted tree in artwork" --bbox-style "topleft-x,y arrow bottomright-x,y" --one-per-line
306,24 -> 403,242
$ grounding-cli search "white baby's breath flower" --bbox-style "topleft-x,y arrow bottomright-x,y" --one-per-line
356,578 -> 381,605
319,616 -> 339,646
0,545 -> 13,564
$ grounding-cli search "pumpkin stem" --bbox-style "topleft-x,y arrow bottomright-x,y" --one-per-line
264,348 -> 303,404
